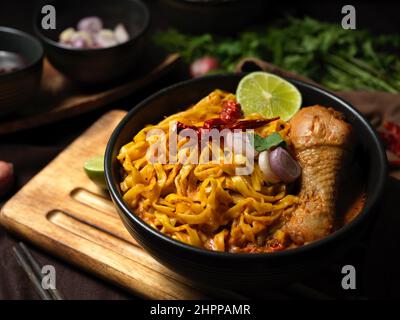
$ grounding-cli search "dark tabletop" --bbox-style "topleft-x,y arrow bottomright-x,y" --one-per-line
1,0 -> 400,300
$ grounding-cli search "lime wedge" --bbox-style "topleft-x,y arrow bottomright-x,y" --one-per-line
84,156 -> 106,189
236,72 -> 302,121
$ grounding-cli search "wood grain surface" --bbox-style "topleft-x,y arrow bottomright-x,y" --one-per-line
0,110 -> 233,299
0,54 -> 179,135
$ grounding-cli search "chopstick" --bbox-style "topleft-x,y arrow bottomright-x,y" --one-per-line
13,242 -> 64,300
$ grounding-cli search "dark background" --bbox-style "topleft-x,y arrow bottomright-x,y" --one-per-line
1,0 -> 399,299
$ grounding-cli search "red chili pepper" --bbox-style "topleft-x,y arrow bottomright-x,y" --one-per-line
220,100 -> 242,123
176,122 -> 196,131
176,100 -> 279,141
379,131 -> 400,158
203,118 -> 226,130
228,118 -> 279,130
176,121 -> 202,139
381,121 -> 400,158
389,159 -> 400,167
379,128 -> 400,168
177,117 -> 280,139
201,117 -> 279,131
384,121 -> 400,140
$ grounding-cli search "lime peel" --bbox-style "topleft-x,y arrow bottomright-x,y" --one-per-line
236,72 -> 302,121
84,156 -> 107,189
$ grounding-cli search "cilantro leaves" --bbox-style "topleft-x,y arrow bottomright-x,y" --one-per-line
154,17 -> 400,93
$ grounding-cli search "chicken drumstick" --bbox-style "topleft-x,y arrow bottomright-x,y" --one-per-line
284,106 -> 352,245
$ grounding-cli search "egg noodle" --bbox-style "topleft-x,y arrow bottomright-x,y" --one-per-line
117,90 -> 299,252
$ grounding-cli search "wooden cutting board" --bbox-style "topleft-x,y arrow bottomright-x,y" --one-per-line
0,54 -> 179,135
0,110 -> 251,300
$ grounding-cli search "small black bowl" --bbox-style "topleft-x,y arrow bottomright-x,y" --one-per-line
0,27 -> 43,116
160,0 -> 267,34
34,0 -> 150,85
105,74 -> 387,289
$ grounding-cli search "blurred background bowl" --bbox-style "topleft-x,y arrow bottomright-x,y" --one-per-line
34,0 -> 150,85
160,0 -> 268,34
0,27 -> 43,116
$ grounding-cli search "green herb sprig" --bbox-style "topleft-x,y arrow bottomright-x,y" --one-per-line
154,17 -> 400,93
253,133 -> 285,152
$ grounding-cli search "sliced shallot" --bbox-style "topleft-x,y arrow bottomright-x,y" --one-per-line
258,150 -> 280,183
268,147 -> 301,183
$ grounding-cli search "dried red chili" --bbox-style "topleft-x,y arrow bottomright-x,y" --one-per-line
203,118 -> 226,130
379,121 -> 400,167
389,160 -> 400,168
176,121 -> 202,139
229,118 -> 279,130
176,122 -> 198,131
379,131 -> 400,156
220,100 -> 242,123
384,121 -> 400,139
177,118 -> 279,137
176,100 -> 279,140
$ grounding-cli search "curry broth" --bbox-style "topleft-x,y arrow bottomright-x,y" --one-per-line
335,162 -> 366,228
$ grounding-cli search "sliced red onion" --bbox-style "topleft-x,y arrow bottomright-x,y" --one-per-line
59,17 -> 129,49
268,147 -> 301,183
70,31 -> 93,48
94,29 -> 118,48
114,24 -> 129,44
77,16 -> 103,34
59,27 -> 76,44
258,150 -> 280,184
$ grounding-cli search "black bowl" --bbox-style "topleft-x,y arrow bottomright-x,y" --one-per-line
0,27 -> 43,116
160,0 -> 267,34
105,74 -> 387,289
34,0 -> 150,85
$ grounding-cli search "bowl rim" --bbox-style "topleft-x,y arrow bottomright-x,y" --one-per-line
105,73 -> 388,260
33,0 -> 150,53
0,26 -> 44,78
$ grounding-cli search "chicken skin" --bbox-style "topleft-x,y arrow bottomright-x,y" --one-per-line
284,106 -> 352,245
